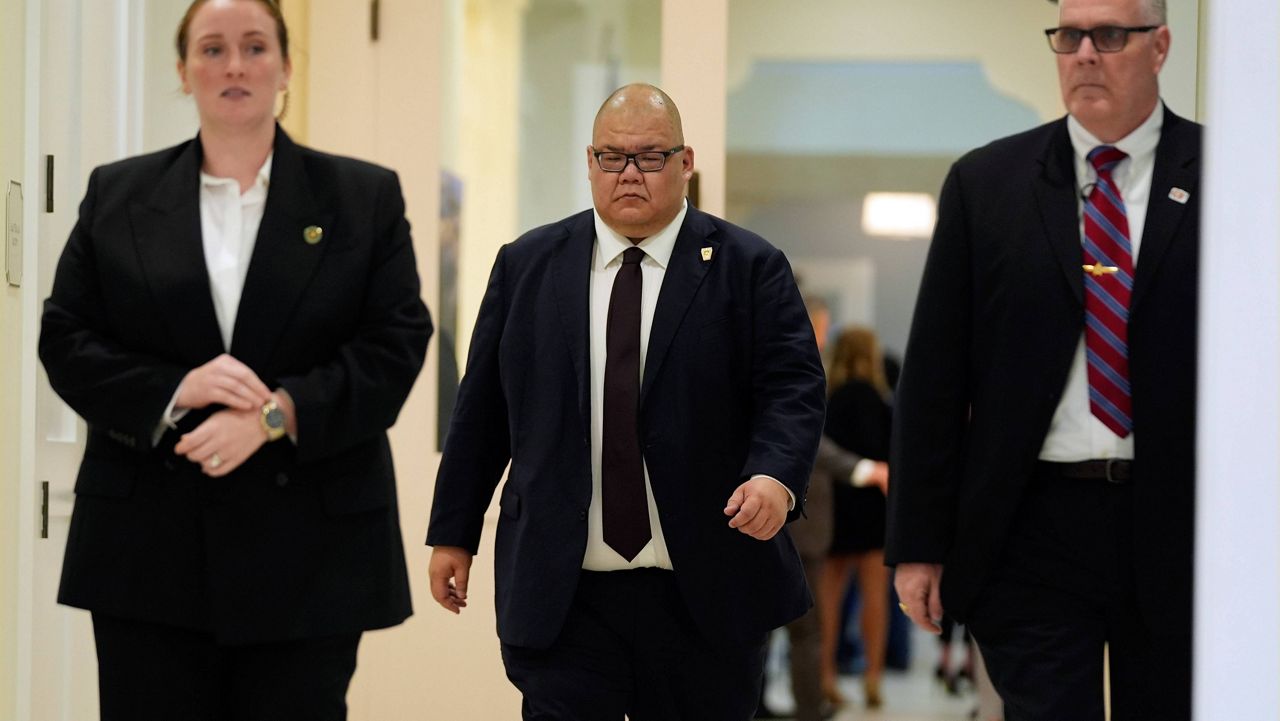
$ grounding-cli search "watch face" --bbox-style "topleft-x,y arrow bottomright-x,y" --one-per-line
265,407 -> 286,429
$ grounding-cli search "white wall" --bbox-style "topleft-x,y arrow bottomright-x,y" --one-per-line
1194,0 -> 1280,718
141,0 -> 200,151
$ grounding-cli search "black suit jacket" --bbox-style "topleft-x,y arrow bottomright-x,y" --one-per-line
886,107 -> 1200,631
39,128 -> 433,644
427,206 -> 826,649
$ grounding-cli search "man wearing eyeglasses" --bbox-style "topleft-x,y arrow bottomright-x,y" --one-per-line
888,0 -> 1199,718
426,83 -> 826,719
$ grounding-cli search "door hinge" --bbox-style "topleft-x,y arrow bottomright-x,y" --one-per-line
40,481 -> 49,538
44,155 -> 53,213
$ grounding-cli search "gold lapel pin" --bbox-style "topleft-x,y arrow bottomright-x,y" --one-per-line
303,225 -> 324,244
1168,187 -> 1190,205
1082,263 -> 1119,277
700,247 -> 713,262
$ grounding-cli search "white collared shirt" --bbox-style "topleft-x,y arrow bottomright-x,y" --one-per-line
1039,102 -> 1163,461
200,154 -> 273,350
155,154 -> 273,443
583,200 -> 688,571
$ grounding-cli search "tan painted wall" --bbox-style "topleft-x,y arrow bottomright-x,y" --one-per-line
0,0 -> 25,716
280,0 -> 309,142
662,0 -> 727,215
306,0 -> 521,717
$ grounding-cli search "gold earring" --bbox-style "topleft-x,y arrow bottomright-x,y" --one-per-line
276,88 -> 291,122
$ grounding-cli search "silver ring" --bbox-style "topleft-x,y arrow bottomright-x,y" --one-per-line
209,452 -> 223,469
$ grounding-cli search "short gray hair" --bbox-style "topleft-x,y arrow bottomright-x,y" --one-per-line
1055,0 -> 1166,24
1143,0 -> 1167,24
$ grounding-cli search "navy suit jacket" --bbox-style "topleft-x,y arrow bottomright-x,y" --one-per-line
427,205 -> 826,649
40,128 -> 433,644
886,107 -> 1200,632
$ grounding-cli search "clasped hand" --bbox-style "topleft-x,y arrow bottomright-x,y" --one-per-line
172,353 -> 273,477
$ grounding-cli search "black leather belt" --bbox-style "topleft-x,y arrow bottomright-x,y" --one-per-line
1037,459 -> 1133,484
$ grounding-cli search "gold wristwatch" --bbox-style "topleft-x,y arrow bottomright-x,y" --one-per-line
260,399 -> 287,441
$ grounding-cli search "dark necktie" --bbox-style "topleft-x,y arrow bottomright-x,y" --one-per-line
1082,145 -> 1134,437
602,246 -> 650,560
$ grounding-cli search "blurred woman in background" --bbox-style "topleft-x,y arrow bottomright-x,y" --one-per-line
818,326 -> 892,708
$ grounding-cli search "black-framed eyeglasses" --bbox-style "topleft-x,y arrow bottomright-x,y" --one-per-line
1044,25 -> 1159,53
592,146 -> 685,173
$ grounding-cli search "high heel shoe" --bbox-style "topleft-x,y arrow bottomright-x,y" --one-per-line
821,679 -> 846,707
865,678 -> 883,709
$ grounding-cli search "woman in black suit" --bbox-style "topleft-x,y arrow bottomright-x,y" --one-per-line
38,1 -> 432,718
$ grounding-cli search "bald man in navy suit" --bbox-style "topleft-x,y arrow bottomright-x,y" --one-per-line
426,84 -> 826,720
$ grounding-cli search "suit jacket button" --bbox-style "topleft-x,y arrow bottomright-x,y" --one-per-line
275,472 -> 290,487
163,458 -> 177,472
578,510 -> 587,521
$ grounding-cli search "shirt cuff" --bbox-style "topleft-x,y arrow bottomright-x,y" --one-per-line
750,474 -> 796,511
851,459 -> 877,487
151,384 -> 190,447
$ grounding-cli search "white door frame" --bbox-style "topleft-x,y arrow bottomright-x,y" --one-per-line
15,1 -> 153,717
1194,1 -> 1280,719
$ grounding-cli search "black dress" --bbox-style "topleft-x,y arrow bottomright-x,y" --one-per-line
825,380 -> 892,554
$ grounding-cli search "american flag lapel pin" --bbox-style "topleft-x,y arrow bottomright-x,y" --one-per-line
1168,187 -> 1190,204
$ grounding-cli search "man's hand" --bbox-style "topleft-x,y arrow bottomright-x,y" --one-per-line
724,476 -> 791,540
176,353 -> 272,411
894,562 -> 945,634
173,407 -> 266,477
868,461 -> 890,495
429,546 -> 474,614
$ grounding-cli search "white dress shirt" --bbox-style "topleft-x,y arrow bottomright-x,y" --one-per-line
582,201 -> 795,570
1039,102 -> 1163,461
582,201 -> 688,571
201,155 -> 273,351
155,154 -> 273,442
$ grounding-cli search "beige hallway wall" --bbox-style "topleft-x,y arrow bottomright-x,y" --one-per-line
0,0 -> 26,716
304,1 -> 519,717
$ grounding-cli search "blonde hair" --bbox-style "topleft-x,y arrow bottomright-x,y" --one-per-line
829,326 -> 889,398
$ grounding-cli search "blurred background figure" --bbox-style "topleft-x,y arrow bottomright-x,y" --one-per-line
757,297 -> 867,721
818,326 -> 892,709
935,616 -> 973,695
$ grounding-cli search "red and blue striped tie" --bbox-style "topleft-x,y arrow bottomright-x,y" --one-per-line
1083,145 -> 1133,438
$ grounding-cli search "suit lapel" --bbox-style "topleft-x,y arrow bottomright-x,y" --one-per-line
1131,108 -> 1198,313
129,137 -> 226,362
640,207 -> 718,408
551,211 -> 595,436
1033,119 -> 1086,306
229,127 -> 332,370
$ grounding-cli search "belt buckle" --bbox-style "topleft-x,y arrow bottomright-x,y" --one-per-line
1104,458 -> 1124,484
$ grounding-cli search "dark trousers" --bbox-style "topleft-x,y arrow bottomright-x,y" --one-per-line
501,568 -> 768,721
966,466 -> 1191,721
784,555 -> 825,721
92,613 -> 361,721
